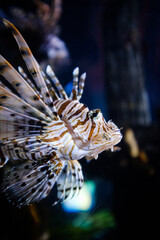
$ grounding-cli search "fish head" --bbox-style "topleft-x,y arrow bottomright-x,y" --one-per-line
85,109 -> 122,160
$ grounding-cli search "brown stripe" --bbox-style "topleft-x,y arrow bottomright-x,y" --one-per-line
55,82 -> 61,87
67,102 -> 79,115
81,121 -> 90,133
30,68 -> 38,77
72,115 -> 89,129
72,89 -> 77,100
57,100 -> 71,116
20,47 -> 32,56
43,130 -> 68,142
54,162 -> 63,175
79,84 -> 84,90
92,124 -> 100,139
0,64 -> 9,74
69,144 -> 75,159
32,95 -> 40,101
59,89 -> 67,99
102,124 -> 109,132
88,121 -> 96,141
68,105 -> 87,120
49,122 -> 64,127
50,90 -> 59,100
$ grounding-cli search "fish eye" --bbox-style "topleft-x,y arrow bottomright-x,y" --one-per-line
92,111 -> 98,118
88,109 -> 100,119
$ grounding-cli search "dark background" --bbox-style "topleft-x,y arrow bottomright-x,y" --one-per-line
0,0 -> 160,239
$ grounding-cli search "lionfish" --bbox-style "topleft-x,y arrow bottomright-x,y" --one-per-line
0,18 -> 122,207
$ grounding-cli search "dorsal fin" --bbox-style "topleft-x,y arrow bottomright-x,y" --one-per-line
0,18 -> 57,116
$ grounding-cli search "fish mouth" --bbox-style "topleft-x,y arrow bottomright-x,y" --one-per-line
112,131 -> 123,146
101,131 -> 122,152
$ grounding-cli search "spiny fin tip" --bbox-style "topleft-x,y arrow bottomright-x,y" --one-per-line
73,67 -> 79,76
80,72 -> 86,79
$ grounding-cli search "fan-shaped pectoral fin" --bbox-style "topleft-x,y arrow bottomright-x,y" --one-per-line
53,160 -> 84,205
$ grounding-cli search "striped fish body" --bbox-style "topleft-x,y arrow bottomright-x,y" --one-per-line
53,99 -> 122,160
0,18 -> 122,207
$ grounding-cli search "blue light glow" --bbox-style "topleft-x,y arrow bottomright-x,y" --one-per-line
62,181 -> 96,212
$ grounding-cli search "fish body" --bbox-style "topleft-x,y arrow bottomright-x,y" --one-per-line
0,18 -> 122,207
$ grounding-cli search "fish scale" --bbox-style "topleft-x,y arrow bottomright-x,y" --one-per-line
0,18 -> 122,207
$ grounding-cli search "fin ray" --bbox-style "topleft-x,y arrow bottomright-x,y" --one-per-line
0,85 -> 51,122
1,18 -> 55,112
55,160 -> 84,204
3,159 -> 65,207
0,55 -> 55,119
